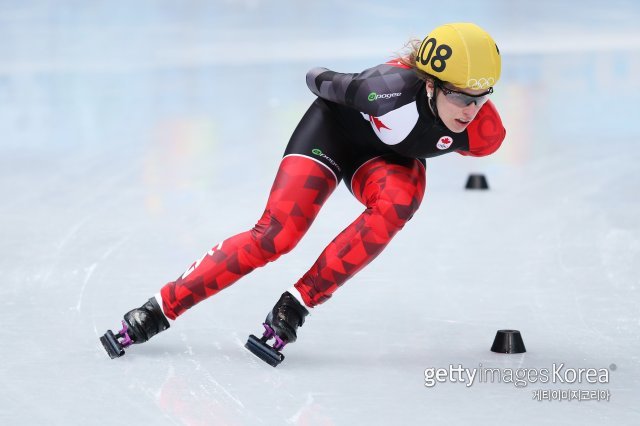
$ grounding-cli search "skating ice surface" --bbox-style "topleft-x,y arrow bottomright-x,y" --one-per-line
1,1 -> 639,424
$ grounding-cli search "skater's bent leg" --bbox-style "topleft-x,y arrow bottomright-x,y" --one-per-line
294,156 -> 426,307
160,155 -> 338,319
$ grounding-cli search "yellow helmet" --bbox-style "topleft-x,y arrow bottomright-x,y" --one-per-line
416,23 -> 501,90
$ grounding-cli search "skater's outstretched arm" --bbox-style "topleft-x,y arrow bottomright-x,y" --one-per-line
305,61 -> 423,116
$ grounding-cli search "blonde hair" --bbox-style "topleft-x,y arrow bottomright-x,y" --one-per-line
395,38 -> 435,83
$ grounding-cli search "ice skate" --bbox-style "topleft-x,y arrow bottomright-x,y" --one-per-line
245,291 -> 309,367
100,296 -> 170,359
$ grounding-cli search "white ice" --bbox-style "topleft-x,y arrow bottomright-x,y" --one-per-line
1,1 -> 639,425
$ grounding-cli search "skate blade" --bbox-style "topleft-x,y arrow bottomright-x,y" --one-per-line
245,334 -> 284,367
100,330 -> 125,359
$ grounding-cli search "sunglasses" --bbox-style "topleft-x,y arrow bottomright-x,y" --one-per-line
436,82 -> 493,108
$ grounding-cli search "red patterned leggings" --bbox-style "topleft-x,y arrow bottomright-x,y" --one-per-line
160,154 -> 425,319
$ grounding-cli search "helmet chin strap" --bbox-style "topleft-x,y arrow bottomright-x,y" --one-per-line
427,80 -> 442,125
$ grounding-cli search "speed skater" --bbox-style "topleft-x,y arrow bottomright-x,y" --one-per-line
101,22 -> 506,366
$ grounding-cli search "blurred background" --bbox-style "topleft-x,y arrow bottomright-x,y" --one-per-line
1,1 -> 639,425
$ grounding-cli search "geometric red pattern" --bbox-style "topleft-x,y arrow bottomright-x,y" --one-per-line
294,155 -> 426,307
160,155 -> 337,319
159,154 -> 426,318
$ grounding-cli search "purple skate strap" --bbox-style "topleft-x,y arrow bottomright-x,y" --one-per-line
273,335 -> 286,351
262,323 -> 275,339
261,323 -> 287,350
118,320 -> 133,347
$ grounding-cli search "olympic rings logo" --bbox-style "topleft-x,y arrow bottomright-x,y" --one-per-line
467,77 -> 495,90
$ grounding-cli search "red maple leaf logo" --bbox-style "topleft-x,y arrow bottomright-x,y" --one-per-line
369,115 -> 391,132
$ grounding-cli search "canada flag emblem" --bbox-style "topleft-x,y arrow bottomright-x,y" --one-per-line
436,136 -> 453,150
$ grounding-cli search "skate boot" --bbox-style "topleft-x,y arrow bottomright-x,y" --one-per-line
245,291 -> 309,367
100,297 -> 170,359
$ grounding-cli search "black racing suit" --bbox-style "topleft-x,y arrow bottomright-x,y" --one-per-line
285,59 -> 506,189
